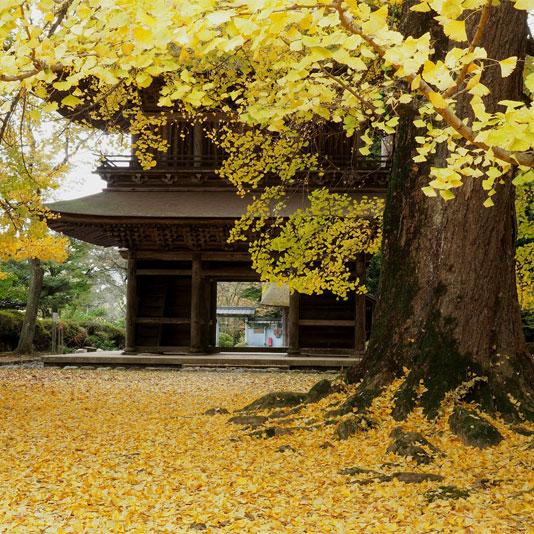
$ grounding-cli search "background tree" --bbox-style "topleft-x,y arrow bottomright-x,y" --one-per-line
0,240 -> 127,353
15,258 -> 44,354
0,99 -> 68,271
37,240 -> 93,317
69,245 -> 128,322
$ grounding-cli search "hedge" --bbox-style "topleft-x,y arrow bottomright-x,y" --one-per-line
0,310 -> 125,353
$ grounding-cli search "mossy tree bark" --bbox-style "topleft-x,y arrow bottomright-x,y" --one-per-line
15,259 -> 44,355
347,1 -> 534,421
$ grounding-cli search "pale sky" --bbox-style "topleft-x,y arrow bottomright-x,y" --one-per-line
54,151 -> 106,201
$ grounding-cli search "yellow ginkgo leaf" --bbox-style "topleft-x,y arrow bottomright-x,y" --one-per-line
42,102 -> 58,113
428,90 -> 448,109
524,72 -> 534,94
61,94 -> 82,108
443,19 -> 467,42
410,1 -> 431,11
514,0 -> 534,9
422,186 -> 437,197
499,57 -> 517,78
132,26 -> 153,45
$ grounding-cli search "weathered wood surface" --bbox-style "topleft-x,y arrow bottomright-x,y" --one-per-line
190,254 -> 202,353
41,351 -> 362,369
288,292 -> 300,355
355,254 -> 367,353
124,255 -> 137,353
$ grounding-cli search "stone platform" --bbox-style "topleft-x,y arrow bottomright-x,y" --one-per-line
41,351 -> 361,370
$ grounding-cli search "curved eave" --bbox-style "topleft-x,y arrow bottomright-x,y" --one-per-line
45,190 -> 384,249
47,212 -> 241,249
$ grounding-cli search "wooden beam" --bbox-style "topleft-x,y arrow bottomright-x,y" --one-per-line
203,271 -> 258,280
209,280 -> 218,352
136,317 -> 190,325
355,253 -> 367,353
132,251 -> 250,261
288,292 -> 300,354
190,253 -> 202,353
131,251 -> 193,261
136,269 -> 191,276
299,319 -> 355,327
124,253 -> 137,353
135,345 -> 190,353
202,266 -> 258,279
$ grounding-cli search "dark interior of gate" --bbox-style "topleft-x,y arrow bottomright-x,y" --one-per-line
129,257 -> 373,355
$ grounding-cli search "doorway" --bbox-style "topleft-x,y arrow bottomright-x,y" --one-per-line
215,282 -> 287,350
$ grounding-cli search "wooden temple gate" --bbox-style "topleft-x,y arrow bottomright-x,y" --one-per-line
46,95 -> 389,358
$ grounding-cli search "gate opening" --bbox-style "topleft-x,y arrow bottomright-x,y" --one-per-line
215,282 -> 288,349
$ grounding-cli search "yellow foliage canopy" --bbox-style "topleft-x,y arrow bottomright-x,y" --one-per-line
0,103 -> 69,268
1,0 -> 533,288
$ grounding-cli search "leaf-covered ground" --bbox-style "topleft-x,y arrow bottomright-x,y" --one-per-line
0,368 -> 532,532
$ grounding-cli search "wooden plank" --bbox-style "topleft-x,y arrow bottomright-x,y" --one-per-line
215,346 -> 287,353
190,254 -> 202,352
288,292 -> 300,354
131,251 -> 250,261
355,253 -> 367,353
136,317 -> 190,324
136,346 -> 190,353
209,280 -> 217,350
124,254 -> 137,352
298,319 -> 355,327
137,269 -> 191,276
42,352 -> 362,368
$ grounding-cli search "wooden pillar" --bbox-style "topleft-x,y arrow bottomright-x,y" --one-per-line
288,292 -> 300,354
200,278 -> 212,353
355,253 -> 367,353
209,280 -> 218,352
190,253 -> 202,353
124,253 -> 137,353
193,124 -> 202,167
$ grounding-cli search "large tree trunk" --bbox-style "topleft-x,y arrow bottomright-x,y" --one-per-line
348,2 -> 534,421
15,259 -> 44,355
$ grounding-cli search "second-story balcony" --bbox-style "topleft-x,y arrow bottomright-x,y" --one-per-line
97,152 -> 391,193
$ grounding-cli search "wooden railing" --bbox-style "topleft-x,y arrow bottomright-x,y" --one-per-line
97,154 -> 391,191
99,154 -> 222,169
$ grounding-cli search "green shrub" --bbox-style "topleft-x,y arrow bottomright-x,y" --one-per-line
81,320 -> 125,350
86,335 -> 115,351
218,332 -> 234,348
0,310 -> 124,352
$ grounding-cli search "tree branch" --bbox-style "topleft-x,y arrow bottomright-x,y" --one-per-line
442,0 -> 492,98
333,0 -> 534,168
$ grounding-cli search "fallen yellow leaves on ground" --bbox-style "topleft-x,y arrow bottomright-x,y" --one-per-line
0,368 -> 532,533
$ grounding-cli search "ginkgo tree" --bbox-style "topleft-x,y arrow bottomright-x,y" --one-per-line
0,96 -> 68,271
1,0 -> 533,421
